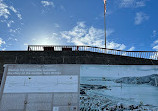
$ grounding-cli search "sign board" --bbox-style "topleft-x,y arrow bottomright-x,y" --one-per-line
0,64 -> 80,111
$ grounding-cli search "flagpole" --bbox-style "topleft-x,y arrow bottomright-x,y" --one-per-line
104,9 -> 106,48
104,0 -> 106,49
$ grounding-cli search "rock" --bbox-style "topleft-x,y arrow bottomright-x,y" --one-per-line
97,86 -> 107,89
80,84 -> 108,90
80,90 -> 86,95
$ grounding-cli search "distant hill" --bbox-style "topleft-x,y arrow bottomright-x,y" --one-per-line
115,74 -> 158,87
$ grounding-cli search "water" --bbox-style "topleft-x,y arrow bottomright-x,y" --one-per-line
81,76 -> 158,106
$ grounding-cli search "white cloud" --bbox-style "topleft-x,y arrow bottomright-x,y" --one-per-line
61,22 -> 104,47
119,0 -> 146,8
17,14 -> 22,20
153,37 -> 158,51
9,6 -> 17,13
152,30 -> 157,37
60,5 -> 66,11
9,6 -> 22,20
106,29 -> 114,37
154,40 -> 158,45
8,37 -> 18,41
107,41 -> 126,50
152,33 -> 158,51
41,1 -> 54,7
128,46 -> 135,51
54,23 -> 60,28
153,45 -> 158,51
24,43 -> 28,46
9,28 -> 21,33
0,3 -> 22,20
0,1 -> 10,19
2,48 -> 6,51
134,12 -> 149,25
61,22 -> 127,50
7,20 -> 14,27
0,38 -> 5,47
0,0 -> 22,29
136,1 -> 146,7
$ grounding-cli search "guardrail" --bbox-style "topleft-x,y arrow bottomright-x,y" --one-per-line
28,45 -> 158,60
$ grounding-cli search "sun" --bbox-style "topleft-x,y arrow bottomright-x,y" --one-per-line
30,33 -> 62,45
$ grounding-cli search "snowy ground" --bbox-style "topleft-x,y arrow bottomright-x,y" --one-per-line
80,77 -> 158,111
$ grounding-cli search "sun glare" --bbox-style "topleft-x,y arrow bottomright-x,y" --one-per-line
29,32 -> 62,45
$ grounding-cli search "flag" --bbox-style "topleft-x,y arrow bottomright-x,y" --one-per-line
104,0 -> 107,14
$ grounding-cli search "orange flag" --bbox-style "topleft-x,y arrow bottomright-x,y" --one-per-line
104,0 -> 107,14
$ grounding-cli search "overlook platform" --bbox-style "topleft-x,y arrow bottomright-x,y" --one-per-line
0,45 -> 158,83
28,45 -> 158,60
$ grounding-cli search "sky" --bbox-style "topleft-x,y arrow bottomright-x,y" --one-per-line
0,0 -> 158,51
81,65 -> 158,77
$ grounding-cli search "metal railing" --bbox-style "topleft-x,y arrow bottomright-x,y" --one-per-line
28,45 -> 158,60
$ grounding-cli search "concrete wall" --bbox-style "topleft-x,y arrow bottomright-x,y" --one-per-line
0,64 -> 80,111
0,51 -> 158,83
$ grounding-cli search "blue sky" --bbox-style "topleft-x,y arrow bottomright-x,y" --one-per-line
0,0 -> 158,51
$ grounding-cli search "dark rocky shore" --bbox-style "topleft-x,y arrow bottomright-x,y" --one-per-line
115,74 -> 158,87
